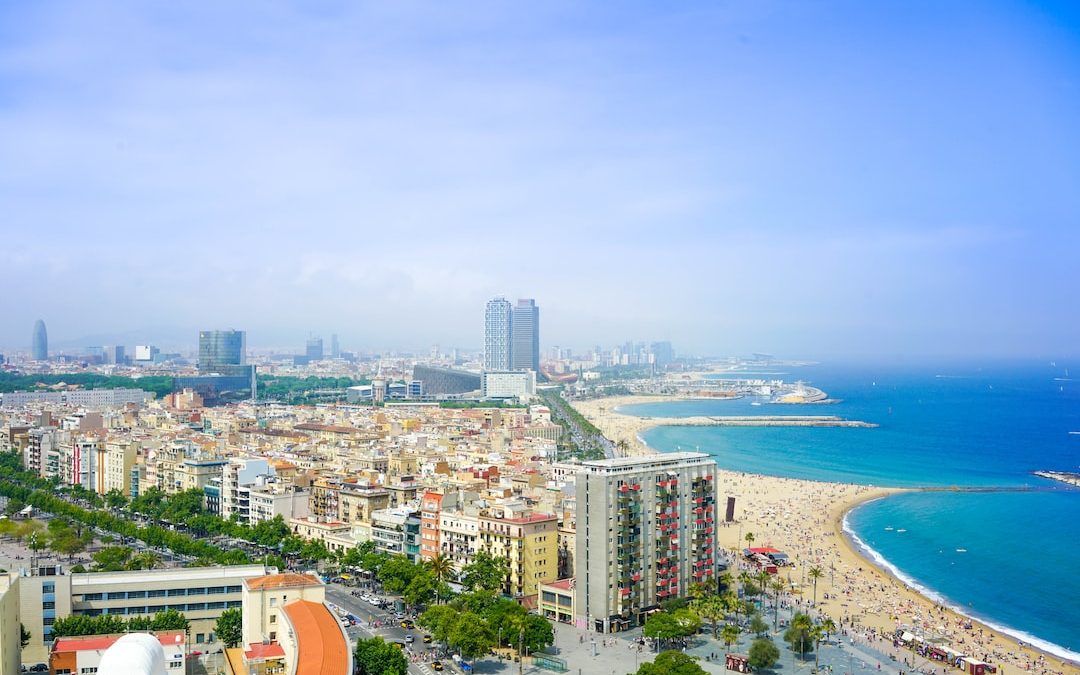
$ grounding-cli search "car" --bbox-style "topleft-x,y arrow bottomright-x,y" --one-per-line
29,666 -> 49,673
190,650 -> 203,657
394,611 -> 406,620
404,635 -> 415,644
423,635 -> 433,644
400,620 -> 414,630
432,661 -> 444,671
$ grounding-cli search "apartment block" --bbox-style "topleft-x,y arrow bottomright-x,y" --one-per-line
574,452 -> 718,633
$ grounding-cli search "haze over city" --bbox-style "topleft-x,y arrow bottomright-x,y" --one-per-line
3,1 -> 1079,358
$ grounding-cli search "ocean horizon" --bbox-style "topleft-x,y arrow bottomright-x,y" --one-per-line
620,360 -> 1080,663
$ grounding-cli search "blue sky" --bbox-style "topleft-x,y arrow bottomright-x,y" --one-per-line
2,1 -> 1078,358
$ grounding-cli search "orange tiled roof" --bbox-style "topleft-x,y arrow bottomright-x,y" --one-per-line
243,573 -> 321,591
244,642 -> 286,660
283,600 -> 349,675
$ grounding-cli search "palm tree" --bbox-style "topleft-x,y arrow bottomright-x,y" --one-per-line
770,576 -> 786,632
744,532 -> 755,550
790,613 -> 814,660
720,623 -> 740,649
424,553 -> 455,604
755,570 -> 771,600
693,594 -> 726,638
819,617 -> 836,643
812,623 -> 825,670
808,566 -> 824,606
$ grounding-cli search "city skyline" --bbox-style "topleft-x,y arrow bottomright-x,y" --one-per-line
3,2 -> 1079,358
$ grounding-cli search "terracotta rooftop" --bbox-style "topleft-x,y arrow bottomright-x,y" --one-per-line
52,630 -> 186,654
243,572 -> 321,591
544,578 -> 575,591
244,642 -> 286,661
283,600 -> 350,675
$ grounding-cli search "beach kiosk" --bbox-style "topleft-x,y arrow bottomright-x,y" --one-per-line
726,653 -> 752,673
961,658 -> 995,675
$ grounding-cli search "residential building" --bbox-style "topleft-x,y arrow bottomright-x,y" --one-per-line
510,299 -> 539,372
479,510 -> 558,604
484,297 -> 513,371
337,482 -> 390,527
249,485 -> 310,526
439,511 -> 480,568
419,491 -> 459,561
574,452 -> 719,633
371,507 -> 421,561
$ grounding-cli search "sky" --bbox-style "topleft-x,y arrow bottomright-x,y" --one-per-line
2,1 -> 1079,359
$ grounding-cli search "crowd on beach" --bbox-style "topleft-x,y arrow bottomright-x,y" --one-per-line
573,397 -> 1080,675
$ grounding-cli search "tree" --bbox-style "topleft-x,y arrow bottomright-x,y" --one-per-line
354,637 -> 408,675
446,611 -> 496,660
643,609 -> 700,651
378,555 -> 420,594
783,613 -> 815,659
20,623 -> 30,648
720,623 -> 740,648
807,566 -> 823,606
692,594 -> 726,638
459,550 -> 508,594
755,570 -> 771,600
770,576 -> 786,632
744,532 -> 755,550
507,613 -> 554,655
128,551 -> 162,571
419,605 -> 458,644
635,650 -> 707,675
425,553 -> 455,604
748,638 -> 780,670
91,545 -> 134,571
214,608 -> 243,648
151,608 -> 190,632
403,569 -> 438,609
749,614 -> 769,637
104,489 -> 127,511
819,617 -> 836,643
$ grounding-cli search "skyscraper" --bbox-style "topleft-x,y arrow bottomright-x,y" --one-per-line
305,336 -> 324,361
198,330 -> 246,373
484,297 -> 513,371
31,320 -> 48,361
574,452 -> 719,633
330,334 -> 340,359
511,298 -> 539,372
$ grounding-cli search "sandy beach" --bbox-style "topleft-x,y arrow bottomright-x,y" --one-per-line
572,395 -> 1080,675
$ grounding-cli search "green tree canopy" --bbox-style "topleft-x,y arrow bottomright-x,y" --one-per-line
354,637 -> 408,675
214,608 -> 243,648
749,638 -> 781,669
636,650 -> 707,675
459,550 -> 508,593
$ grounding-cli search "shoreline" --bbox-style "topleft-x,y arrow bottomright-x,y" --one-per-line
570,394 -> 1080,674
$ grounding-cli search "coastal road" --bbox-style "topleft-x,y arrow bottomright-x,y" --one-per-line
324,584 -> 448,675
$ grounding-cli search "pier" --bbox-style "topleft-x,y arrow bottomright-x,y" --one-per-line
641,414 -> 878,429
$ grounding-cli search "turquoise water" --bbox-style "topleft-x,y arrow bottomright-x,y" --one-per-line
622,362 -> 1080,661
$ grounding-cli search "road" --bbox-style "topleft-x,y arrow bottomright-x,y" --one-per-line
324,584 -> 450,675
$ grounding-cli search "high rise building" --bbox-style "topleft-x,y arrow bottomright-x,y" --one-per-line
31,320 -> 48,361
574,452 -> 719,633
305,336 -> 324,362
330,333 -> 340,359
197,330 -> 246,373
511,298 -> 539,372
484,297 -> 513,371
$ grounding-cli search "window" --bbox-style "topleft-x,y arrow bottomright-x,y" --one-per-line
147,589 -> 167,598
188,587 -> 206,595
43,583 -> 55,593
83,593 -> 103,601
128,590 -> 146,599
168,588 -> 187,597
269,631 -> 276,641
42,601 -> 55,610
196,633 -> 205,643
207,586 -> 225,594
269,597 -> 277,607
107,591 -> 126,600
207,602 -> 225,610
226,585 -> 242,593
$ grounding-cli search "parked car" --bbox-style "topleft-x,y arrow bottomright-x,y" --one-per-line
432,661 -> 444,671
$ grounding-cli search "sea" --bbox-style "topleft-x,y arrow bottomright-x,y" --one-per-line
619,361 -> 1080,663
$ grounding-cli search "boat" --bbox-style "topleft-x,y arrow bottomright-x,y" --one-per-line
750,401 -> 762,406
896,529 -> 907,533
884,526 -> 894,531
956,548 -> 967,553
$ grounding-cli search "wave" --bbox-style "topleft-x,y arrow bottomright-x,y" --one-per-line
844,503 -> 1080,665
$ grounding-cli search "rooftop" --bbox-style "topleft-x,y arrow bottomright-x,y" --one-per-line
579,451 -> 712,470
244,572 -> 321,591
283,600 -> 350,675
52,630 -> 186,654
244,642 -> 286,661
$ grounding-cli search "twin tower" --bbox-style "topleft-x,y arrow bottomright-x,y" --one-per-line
484,297 -> 539,373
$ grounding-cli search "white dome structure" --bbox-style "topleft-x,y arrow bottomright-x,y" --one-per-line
98,633 -> 167,675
